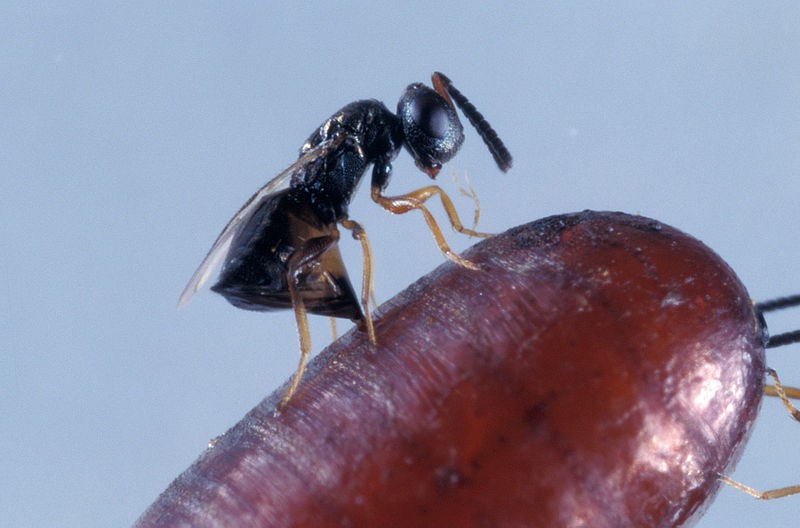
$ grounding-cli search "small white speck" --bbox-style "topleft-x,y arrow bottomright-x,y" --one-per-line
661,292 -> 683,307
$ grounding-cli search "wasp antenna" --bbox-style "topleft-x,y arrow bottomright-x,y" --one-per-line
757,294 -> 800,348
767,331 -> 800,349
432,72 -> 513,172
756,294 -> 800,313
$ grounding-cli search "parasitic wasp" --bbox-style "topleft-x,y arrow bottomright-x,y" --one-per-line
178,72 -> 512,406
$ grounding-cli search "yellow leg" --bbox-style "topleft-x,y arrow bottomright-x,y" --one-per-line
372,184 -> 486,270
450,168 -> 482,232
281,271 -> 311,409
765,384 -> 800,401
719,474 -> 800,500
717,368 -> 800,499
329,317 -> 337,341
765,368 -> 800,421
278,234 -> 339,410
340,218 -> 377,345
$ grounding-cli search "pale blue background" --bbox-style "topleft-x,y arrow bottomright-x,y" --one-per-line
3,3 -> 799,526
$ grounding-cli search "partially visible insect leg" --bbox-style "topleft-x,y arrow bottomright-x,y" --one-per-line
765,368 -> 800,421
450,168 -> 482,232
765,382 -> 800,401
371,184 -> 485,270
717,367 -> 800,499
279,233 -> 340,409
339,219 -> 377,345
329,317 -> 338,341
390,184 -> 492,238
282,278 -> 311,409
719,474 -> 800,500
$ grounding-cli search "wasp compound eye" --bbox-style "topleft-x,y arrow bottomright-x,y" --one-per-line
411,92 -> 451,139
397,83 -> 464,177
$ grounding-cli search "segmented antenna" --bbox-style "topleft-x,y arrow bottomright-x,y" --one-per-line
433,72 -> 513,172
757,294 -> 800,348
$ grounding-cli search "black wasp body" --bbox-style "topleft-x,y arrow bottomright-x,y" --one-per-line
291,99 -> 403,226
179,72 -> 512,407
211,100 -> 402,320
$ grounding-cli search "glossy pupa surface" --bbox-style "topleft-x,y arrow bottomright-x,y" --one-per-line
141,211 -> 764,527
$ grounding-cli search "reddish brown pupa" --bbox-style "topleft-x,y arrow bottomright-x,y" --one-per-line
138,211 -> 794,527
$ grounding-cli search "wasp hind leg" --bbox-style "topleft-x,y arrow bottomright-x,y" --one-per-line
371,183 -> 488,270
339,218 -> 377,346
279,233 -> 340,410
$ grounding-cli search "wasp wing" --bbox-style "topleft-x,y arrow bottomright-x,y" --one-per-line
177,134 -> 347,308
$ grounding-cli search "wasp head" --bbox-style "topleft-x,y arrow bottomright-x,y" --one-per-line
397,83 -> 464,178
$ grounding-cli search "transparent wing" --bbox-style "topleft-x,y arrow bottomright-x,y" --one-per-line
177,134 -> 347,308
